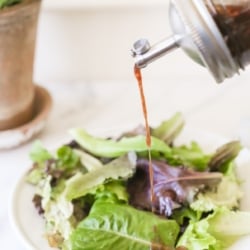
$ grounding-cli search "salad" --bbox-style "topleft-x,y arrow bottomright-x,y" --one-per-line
26,113 -> 250,250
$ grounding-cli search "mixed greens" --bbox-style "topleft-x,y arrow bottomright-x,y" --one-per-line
26,113 -> 250,250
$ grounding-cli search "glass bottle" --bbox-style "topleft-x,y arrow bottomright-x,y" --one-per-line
131,0 -> 250,83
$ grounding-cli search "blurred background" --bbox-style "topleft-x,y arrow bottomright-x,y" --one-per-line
35,0 -> 208,83
33,0 -> 250,139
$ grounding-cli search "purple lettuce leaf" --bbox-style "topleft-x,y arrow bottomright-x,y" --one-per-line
127,159 -> 222,217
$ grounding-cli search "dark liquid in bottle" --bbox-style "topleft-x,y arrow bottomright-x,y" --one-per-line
134,66 -> 155,212
207,2 -> 250,68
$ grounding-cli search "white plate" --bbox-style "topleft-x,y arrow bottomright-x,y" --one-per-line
9,126 -> 250,250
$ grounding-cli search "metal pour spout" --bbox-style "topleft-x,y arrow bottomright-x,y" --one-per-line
130,0 -> 240,82
131,36 -> 180,69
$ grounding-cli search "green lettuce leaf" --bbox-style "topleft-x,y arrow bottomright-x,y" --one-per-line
152,112 -> 184,145
94,180 -> 129,203
191,176 -> 243,212
43,195 -> 75,242
208,141 -> 242,173
69,128 -> 171,158
26,141 -> 53,185
167,142 -> 211,171
207,208 -> 250,248
73,149 -> 103,172
29,141 -> 52,164
70,201 -> 180,250
64,152 -> 136,200
178,217 -> 217,250
56,146 -> 80,169
26,167 -> 44,185
178,207 -> 250,250
172,207 -> 199,226
27,144 -> 81,185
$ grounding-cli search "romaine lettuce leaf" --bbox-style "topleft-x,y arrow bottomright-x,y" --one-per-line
70,200 -> 180,250
191,176 -> 243,212
178,207 -> 250,250
73,149 -> 103,171
178,217 -> 218,250
94,180 -> 129,203
64,152 -> 136,200
208,208 -> 250,248
69,128 -> 171,158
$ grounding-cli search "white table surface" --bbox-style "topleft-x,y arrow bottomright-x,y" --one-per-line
2,70 -> 250,249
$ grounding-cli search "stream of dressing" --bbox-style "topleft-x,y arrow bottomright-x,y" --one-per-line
134,65 -> 155,212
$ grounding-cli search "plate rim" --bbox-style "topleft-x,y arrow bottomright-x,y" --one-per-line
9,171 -> 37,250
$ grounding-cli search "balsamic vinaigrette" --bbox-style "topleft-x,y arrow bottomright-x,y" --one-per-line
134,66 -> 188,250
134,65 -> 155,213
134,66 -> 151,147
